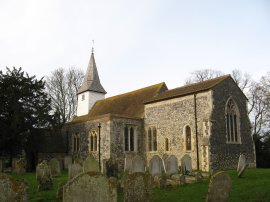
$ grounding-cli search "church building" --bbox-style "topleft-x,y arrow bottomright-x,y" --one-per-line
64,51 -> 256,172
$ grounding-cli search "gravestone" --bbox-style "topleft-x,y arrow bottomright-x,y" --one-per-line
124,156 -> 133,172
124,172 -> 153,202
181,154 -> 192,175
149,155 -> 164,176
49,158 -> 61,177
0,173 -> 27,202
132,155 -> 145,173
165,155 -> 178,176
237,154 -> 246,172
13,158 -> 26,174
238,164 -> 249,178
105,158 -> 118,178
36,160 -> 53,191
64,156 -> 72,170
68,163 -> 83,180
206,171 -> 231,202
83,156 -> 99,173
63,172 -> 117,202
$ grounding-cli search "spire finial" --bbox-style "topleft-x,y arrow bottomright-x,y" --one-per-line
91,40 -> 94,54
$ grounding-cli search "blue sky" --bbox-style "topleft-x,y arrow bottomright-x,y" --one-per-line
0,0 -> 269,97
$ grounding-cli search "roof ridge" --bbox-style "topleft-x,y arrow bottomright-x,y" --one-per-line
97,82 -> 166,102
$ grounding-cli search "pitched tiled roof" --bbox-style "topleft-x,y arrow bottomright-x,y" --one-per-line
78,52 -> 106,94
145,75 -> 231,104
72,82 -> 167,122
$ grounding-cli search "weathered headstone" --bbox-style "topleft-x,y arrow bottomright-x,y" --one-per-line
132,155 -> 145,173
49,158 -> 61,177
63,172 -> 117,202
64,156 -> 72,170
206,171 -> 232,202
36,160 -> 53,191
83,156 -> 99,173
181,154 -> 192,175
105,158 -> 118,178
13,158 -> 26,174
165,155 -> 178,176
238,164 -> 249,178
124,156 -> 133,172
68,163 -> 83,180
0,173 -> 27,202
124,172 -> 153,202
149,155 -> 163,176
237,154 -> 246,172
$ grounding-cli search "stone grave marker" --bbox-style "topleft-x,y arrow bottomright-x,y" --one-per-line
124,156 -> 133,172
237,154 -> 246,172
0,173 -> 27,202
83,156 -> 99,173
206,171 -> 232,202
64,156 -> 72,170
132,155 -> 145,173
166,155 -> 178,176
49,158 -> 61,177
63,172 -> 117,202
238,164 -> 249,178
181,154 -> 192,175
124,172 -> 153,202
149,155 -> 164,176
68,163 -> 83,180
36,160 -> 53,191
105,158 -> 118,178
14,158 -> 26,174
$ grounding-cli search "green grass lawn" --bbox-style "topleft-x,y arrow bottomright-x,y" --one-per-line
11,168 -> 270,202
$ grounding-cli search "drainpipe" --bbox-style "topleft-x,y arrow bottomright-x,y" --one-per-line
98,123 -> 101,171
194,94 -> 200,171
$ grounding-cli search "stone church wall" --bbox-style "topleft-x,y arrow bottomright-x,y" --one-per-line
110,117 -> 143,171
210,78 -> 256,170
144,91 -> 213,171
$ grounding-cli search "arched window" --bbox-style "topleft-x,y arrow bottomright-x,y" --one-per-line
89,130 -> 98,151
147,127 -> 158,151
165,138 -> 169,151
72,133 -> 80,153
148,128 -> 152,151
226,99 -> 240,143
153,127 -> 157,151
124,126 -> 136,152
124,127 -> 129,151
186,126 -> 191,151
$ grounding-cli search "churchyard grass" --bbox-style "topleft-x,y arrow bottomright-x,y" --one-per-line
9,168 -> 270,202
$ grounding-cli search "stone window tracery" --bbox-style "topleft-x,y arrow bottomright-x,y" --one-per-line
147,126 -> 158,151
226,99 -> 240,143
124,126 -> 137,152
89,130 -> 98,151
72,133 -> 80,153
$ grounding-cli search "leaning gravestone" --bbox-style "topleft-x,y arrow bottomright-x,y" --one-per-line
124,172 -> 153,202
64,156 -> 72,170
0,173 -> 27,202
36,160 -> 53,191
63,172 -> 117,202
132,155 -> 145,173
237,154 -> 246,172
68,163 -> 83,180
124,156 -> 133,172
166,155 -> 178,176
181,154 -> 192,175
206,171 -> 232,202
149,155 -> 164,176
49,158 -> 61,177
83,156 -> 99,173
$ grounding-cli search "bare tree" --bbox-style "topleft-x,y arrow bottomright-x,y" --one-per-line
185,69 -> 223,84
45,67 -> 84,125
231,69 -> 252,93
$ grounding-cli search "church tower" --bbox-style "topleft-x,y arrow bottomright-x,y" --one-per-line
77,50 -> 106,116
